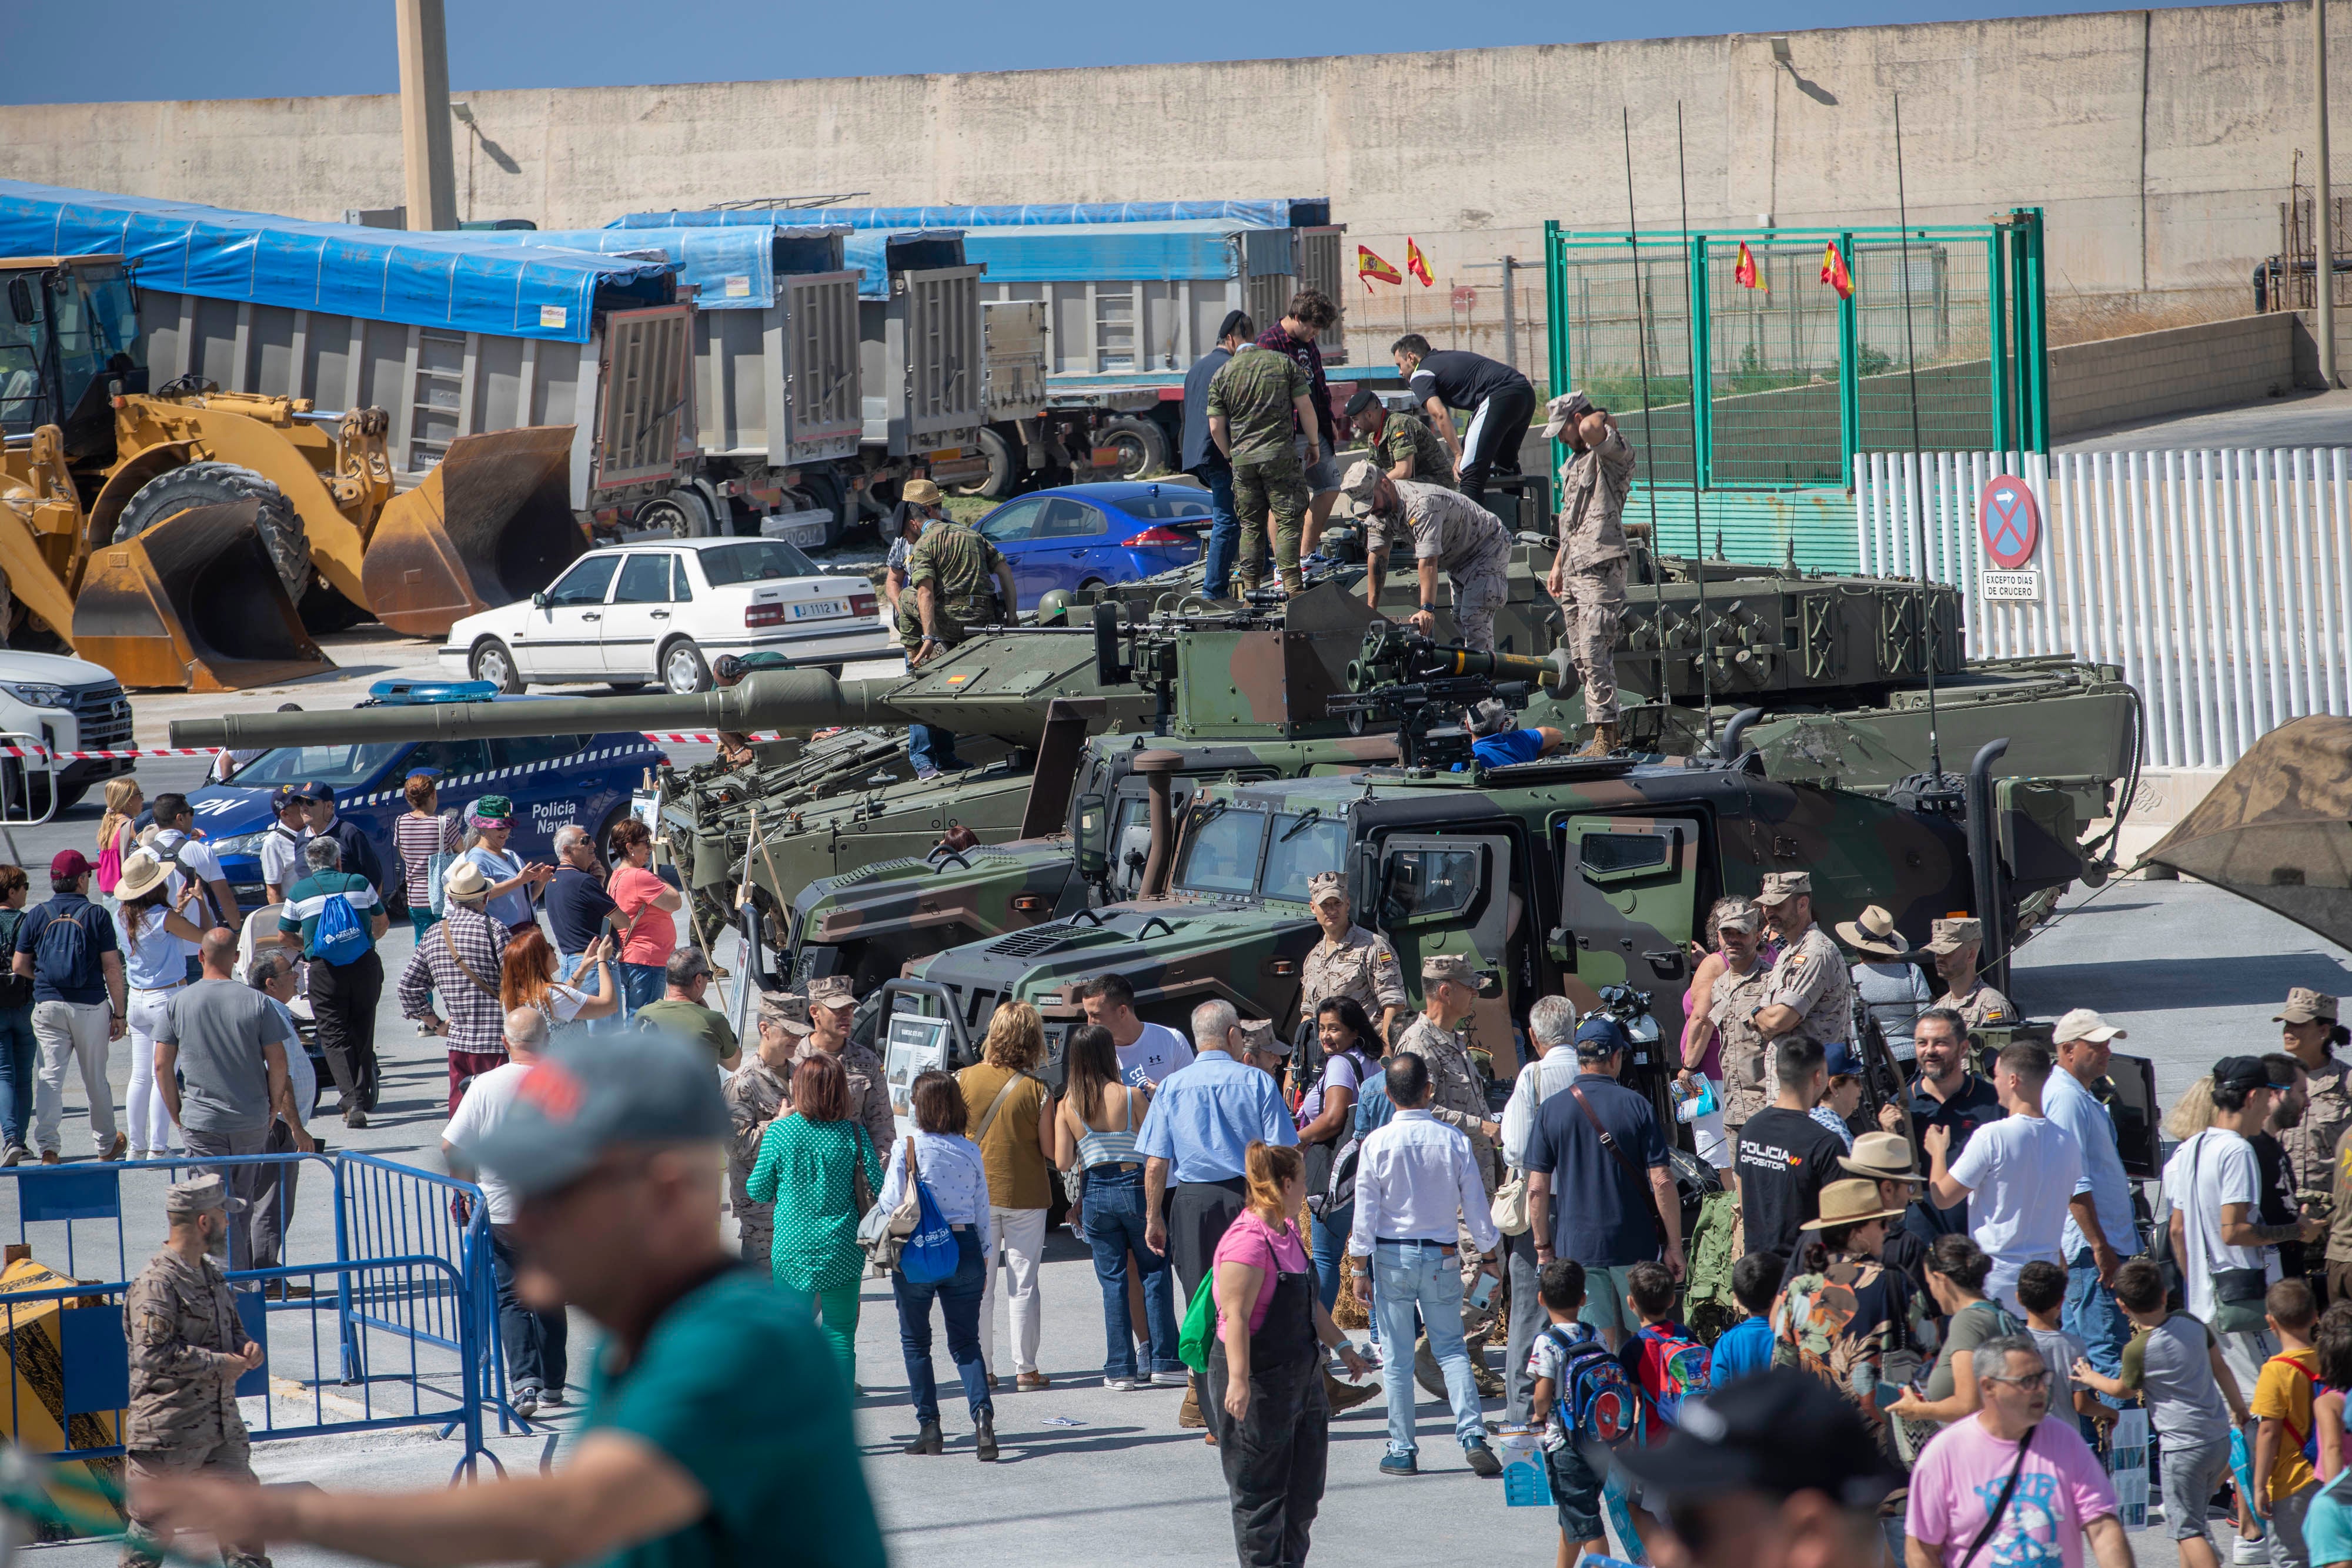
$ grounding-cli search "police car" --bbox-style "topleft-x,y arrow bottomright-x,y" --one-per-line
185,683 -> 666,914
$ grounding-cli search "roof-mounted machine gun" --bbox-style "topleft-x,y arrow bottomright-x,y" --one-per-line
1327,627 -> 1580,770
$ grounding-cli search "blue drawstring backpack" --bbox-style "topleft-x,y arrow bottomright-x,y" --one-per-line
897,1172 -> 961,1285
309,889 -> 368,966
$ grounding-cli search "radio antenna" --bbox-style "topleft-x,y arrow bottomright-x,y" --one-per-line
1892,91 -> 1946,782
1675,102 -> 1715,744
1622,109 -> 1670,720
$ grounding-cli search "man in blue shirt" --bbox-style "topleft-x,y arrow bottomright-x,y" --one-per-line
1464,700 -> 1567,770
1181,310 -> 1254,599
16,848 -> 126,1163
1138,997 -> 1296,1423
2044,1007 -> 2143,1374
1524,1017 -> 1681,1349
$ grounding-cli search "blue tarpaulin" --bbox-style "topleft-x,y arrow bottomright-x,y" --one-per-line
841,231 -> 967,299
466,225 -> 848,309
0,180 -> 675,344
957,222 -> 1268,282
612,199 -> 1318,231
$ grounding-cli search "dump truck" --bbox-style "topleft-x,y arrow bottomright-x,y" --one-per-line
0,180 -> 693,640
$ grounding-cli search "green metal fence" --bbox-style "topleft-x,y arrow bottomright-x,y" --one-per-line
1543,210 -> 2047,568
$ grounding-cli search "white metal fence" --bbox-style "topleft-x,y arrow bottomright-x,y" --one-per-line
1853,448 -> 2352,769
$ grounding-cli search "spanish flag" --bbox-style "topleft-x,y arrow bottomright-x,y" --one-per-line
1358,245 -> 1402,290
1734,241 -> 1764,292
1819,240 -> 1854,300
1406,238 -> 1434,288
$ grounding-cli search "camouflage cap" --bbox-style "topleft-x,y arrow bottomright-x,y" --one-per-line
1338,459 -> 1385,505
1238,1017 -> 1289,1056
1713,898 -> 1762,934
806,975 -> 857,1011
2277,987 -> 2341,1024
165,1172 -> 247,1218
1923,917 -> 1984,956
757,991 -> 812,1035
1422,953 -> 1478,986
1539,389 -> 1596,440
1307,871 -> 1348,907
1753,871 -> 1812,905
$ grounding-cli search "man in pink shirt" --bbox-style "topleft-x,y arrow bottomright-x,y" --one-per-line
1905,1336 -> 2133,1568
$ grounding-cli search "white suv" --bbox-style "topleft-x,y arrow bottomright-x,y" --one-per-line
0,650 -> 136,815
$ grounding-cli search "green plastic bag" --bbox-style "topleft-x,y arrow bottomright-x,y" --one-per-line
1178,1276 -> 1217,1373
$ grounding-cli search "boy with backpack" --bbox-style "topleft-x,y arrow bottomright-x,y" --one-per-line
2251,1278 -> 2325,1568
1619,1259 -> 1712,1432
1708,1253 -> 1782,1386
1526,1258 -> 1636,1568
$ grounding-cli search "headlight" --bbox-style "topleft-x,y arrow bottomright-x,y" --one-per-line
0,683 -> 70,710
207,831 -> 266,856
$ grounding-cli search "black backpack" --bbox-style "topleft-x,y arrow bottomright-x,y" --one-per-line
0,908 -> 30,1009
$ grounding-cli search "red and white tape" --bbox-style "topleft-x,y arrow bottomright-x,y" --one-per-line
0,745 -> 221,760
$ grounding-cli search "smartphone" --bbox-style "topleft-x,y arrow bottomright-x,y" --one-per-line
1470,1273 -> 1497,1309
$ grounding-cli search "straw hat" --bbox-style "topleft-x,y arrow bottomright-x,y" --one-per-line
1798,1178 -> 1912,1232
1834,905 -> 1908,960
115,850 -> 172,901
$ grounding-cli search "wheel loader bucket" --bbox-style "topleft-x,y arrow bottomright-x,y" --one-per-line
360,426 -> 586,638
72,500 -> 335,691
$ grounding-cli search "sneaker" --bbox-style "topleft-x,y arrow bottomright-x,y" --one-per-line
1150,1370 -> 1190,1388
344,1108 -> 369,1129
512,1386 -> 542,1420
1379,1451 -> 1418,1477
0,1144 -> 23,1167
1464,1439 -> 1503,1477
1105,1375 -> 1146,1391
913,765 -> 942,783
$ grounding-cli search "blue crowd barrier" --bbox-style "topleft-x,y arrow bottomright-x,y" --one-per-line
0,1152 -> 518,1487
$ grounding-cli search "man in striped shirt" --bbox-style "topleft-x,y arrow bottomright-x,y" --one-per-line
399,860 -> 515,1113
277,837 -> 387,1129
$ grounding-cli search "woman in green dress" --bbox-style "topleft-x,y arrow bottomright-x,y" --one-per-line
747,1051 -> 884,1385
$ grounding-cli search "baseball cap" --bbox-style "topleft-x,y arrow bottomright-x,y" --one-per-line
2213,1055 -> 2271,1095
272,783 -> 312,810
1539,390 -> 1595,440
165,1172 -> 248,1217
1422,953 -> 1478,986
1338,459 -> 1385,506
2053,1007 -> 2127,1044
465,1031 -> 730,1200
296,780 -> 335,808
1238,1018 -> 1288,1056
1575,1015 -> 1631,1059
1713,899 -> 1761,935
48,848 -> 89,882
1306,871 -> 1348,907
1755,871 -> 1812,905
1611,1368 -> 1902,1510
1923,917 -> 1984,956
2277,988 -> 2341,1024
806,975 -> 856,1010
757,991 -> 811,1035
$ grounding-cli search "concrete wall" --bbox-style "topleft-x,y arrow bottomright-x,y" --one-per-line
2047,313 -> 2306,436
0,2 -> 2331,367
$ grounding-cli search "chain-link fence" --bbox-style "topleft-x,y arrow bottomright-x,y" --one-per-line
1544,213 -> 2046,506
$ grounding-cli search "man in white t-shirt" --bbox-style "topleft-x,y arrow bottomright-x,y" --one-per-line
149,794 -> 238,932
1081,974 -> 1194,1087
1925,1039 -> 2083,1313
2166,1054 -> 2326,1396
257,787 -> 313,906
443,1007 -> 567,1419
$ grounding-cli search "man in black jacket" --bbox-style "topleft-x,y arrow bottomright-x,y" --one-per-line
1180,310 -> 1254,597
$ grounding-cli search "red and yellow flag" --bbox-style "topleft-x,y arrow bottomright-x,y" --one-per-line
1734,241 -> 1765,291
1357,245 -> 1402,290
1819,240 -> 1854,300
1406,237 -> 1434,287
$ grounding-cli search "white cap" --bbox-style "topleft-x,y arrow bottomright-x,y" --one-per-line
2053,1007 -> 2126,1044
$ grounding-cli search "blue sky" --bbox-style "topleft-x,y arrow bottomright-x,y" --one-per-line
6,0 -> 2234,105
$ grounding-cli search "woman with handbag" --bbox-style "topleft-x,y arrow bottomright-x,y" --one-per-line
1055,1023 -> 1181,1389
957,1001 -> 1058,1392
881,1070 -> 998,1459
393,773 -> 463,942
1292,998 -> 1376,1312
746,1051 -> 883,1386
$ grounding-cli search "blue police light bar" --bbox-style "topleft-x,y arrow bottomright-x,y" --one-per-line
366,680 -> 500,706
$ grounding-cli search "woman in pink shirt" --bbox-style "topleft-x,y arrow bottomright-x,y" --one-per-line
1210,1141 -> 1369,1568
604,818 -> 680,1018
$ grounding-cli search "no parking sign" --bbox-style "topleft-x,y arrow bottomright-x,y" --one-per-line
1977,473 -> 2042,600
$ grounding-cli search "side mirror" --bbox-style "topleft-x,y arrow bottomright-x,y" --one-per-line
531,591 -> 549,610
6,276 -> 35,327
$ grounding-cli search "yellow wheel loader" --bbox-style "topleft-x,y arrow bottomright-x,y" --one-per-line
0,255 -> 577,687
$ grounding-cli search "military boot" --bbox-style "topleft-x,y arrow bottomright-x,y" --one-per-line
1574,721 -> 1620,758
1324,1366 -> 1382,1413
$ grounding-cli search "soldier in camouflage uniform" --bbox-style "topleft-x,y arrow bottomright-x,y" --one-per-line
725,992 -> 806,1263
121,1175 -> 269,1568
1543,392 -> 1637,756
793,974 -> 897,1161
1922,918 -> 2019,1032
887,477 -> 950,652
1689,898 -> 1775,1141
2276,988 -> 2352,1211
1207,343 -> 1321,594
902,503 -> 1020,778
1299,871 -> 1408,1047
1749,872 -> 1859,1074
1341,462 -> 1513,654
1343,389 -> 1456,490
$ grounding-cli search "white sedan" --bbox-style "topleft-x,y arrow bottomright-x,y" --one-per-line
439,537 -> 893,694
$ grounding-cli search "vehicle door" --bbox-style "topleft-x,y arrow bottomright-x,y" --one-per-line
1373,832 -> 1522,1075
487,734 -> 594,861
972,496 -> 1045,608
515,554 -> 620,678
1551,813 -> 1706,1045
1028,498 -> 1110,596
599,553 -> 678,676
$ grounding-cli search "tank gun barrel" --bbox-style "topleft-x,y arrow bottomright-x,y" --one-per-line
168,670 -> 905,751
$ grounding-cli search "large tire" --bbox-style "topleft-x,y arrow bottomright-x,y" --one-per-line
953,427 -> 1020,500
1100,416 -> 1168,481
634,487 -> 718,539
114,462 -> 314,603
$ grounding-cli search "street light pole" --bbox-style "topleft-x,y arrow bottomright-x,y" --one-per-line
2320,0 -> 2338,385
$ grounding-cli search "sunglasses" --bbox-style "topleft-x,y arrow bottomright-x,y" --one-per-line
1985,1370 -> 2053,1390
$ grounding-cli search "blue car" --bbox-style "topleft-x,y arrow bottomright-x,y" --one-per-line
183,684 -> 666,914
970,482 -> 1210,609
